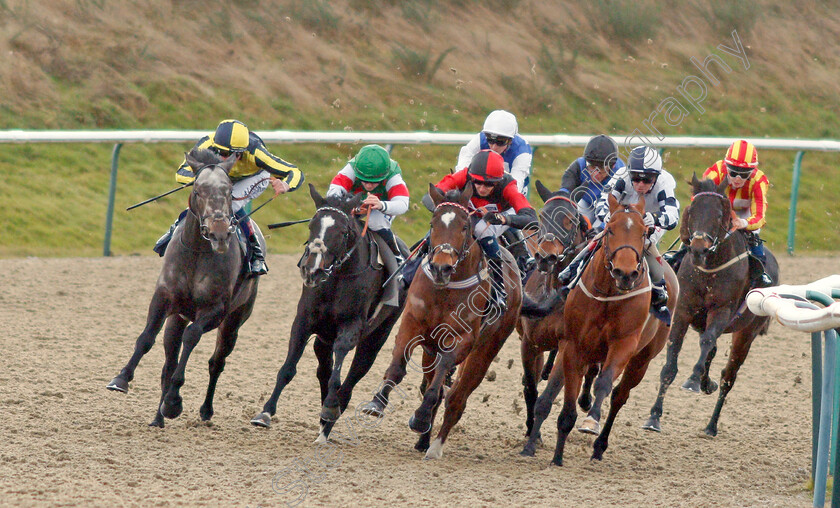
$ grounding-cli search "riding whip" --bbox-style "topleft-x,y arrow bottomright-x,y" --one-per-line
126,182 -> 193,211
267,218 -> 311,229
380,237 -> 428,289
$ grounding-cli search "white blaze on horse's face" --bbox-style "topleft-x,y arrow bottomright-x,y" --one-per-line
311,216 -> 336,268
441,211 -> 456,228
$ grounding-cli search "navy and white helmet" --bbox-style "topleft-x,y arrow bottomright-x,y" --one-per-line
627,146 -> 662,176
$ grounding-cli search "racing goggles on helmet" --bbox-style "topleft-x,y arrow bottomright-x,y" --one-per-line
485,134 -> 511,146
630,172 -> 657,184
725,163 -> 753,179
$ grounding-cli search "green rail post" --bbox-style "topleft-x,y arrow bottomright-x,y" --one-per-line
103,143 -> 123,257
787,150 -> 805,256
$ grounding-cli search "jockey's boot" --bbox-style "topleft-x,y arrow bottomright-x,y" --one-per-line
400,233 -> 429,289
486,256 -> 508,312
748,240 -> 772,288
153,210 -> 187,257
663,244 -> 688,272
504,228 -> 535,281
650,278 -> 671,325
375,228 -> 404,264
246,234 -> 267,277
557,245 -> 591,286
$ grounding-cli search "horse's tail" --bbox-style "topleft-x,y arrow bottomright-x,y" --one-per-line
520,290 -> 565,318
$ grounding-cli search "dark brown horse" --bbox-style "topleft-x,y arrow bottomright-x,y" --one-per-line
107,148 -> 261,427
550,194 -> 678,465
361,184 -> 522,459
250,184 -> 406,442
643,175 -> 779,436
517,180 -> 596,456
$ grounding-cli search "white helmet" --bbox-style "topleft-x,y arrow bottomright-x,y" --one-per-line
482,110 -> 518,138
627,146 -> 662,175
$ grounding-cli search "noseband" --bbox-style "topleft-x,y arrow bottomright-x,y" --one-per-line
187,165 -> 236,242
538,195 -> 584,264
299,206 -> 359,279
603,205 -> 645,289
688,191 -> 733,254
428,202 -> 473,271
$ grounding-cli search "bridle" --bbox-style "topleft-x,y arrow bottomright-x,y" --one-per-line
602,205 -> 645,289
687,191 -> 734,254
299,206 -> 361,279
427,201 -> 474,272
187,165 -> 236,242
537,195 -> 586,266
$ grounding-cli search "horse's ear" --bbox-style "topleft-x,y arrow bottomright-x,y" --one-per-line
218,153 -> 236,175
608,193 -> 619,214
309,183 -> 326,209
185,151 -> 201,172
690,172 -> 703,195
347,191 -> 366,211
535,179 -> 553,203
460,183 -> 474,205
429,183 -> 445,206
634,195 -> 646,216
716,177 -> 728,196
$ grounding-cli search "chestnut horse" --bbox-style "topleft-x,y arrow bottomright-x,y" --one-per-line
643,175 -> 778,436
361,184 -> 522,459
550,194 -> 678,465
518,180 -> 597,455
107,149 -> 260,427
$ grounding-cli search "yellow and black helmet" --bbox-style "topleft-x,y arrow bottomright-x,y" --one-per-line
211,119 -> 250,155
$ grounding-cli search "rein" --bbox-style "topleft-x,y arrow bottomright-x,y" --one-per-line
688,191 -> 736,254
601,205 -> 645,290
300,206 -> 369,279
186,165 -> 236,244
427,202 -> 477,272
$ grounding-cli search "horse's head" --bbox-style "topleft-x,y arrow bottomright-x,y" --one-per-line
602,193 -> 647,291
533,180 -> 585,274
685,173 -> 732,265
185,148 -> 236,253
426,183 -> 474,287
299,183 -> 365,287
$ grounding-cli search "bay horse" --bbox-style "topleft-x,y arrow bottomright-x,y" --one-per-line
107,148 -> 261,427
550,193 -> 678,465
518,180 -> 597,456
250,184 -> 406,442
360,184 -> 522,459
643,175 -> 779,436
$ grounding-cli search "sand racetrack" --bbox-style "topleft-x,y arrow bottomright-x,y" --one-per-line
1,254 -> 835,507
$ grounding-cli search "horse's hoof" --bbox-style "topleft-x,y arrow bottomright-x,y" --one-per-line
199,405 -> 213,422
149,414 -> 164,428
359,401 -> 385,418
408,415 -> 431,434
320,405 -> 341,423
703,426 -> 718,438
577,415 -> 600,435
549,457 -> 563,467
250,412 -> 272,428
681,378 -> 701,393
520,446 -> 536,457
701,379 -> 719,394
423,438 -> 443,460
641,417 -> 662,433
106,377 -> 129,393
160,399 -> 183,419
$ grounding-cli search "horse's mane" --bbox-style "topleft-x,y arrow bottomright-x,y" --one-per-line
189,147 -> 225,166
695,178 -> 719,194
442,189 -> 462,204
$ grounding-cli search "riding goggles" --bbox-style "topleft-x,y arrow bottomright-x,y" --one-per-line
725,163 -> 753,179
485,135 -> 511,146
630,173 -> 656,184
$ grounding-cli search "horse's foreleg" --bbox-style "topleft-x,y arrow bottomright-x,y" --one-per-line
359,325 -> 419,418
705,328 -> 758,437
683,311 -> 729,393
161,307 -> 225,420
578,363 -> 599,412
593,349 -> 655,461
251,317 -> 312,428
410,352 -> 453,436
700,345 -> 719,394
521,349 -> 566,457
200,311 -> 245,422
645,317 -> 691,432
415,350 -> 441,452
581,338 -> 636,435
551,349 -> 584,467
521,339 -> 541,438
107,293 -> 169,393
151,315 -> 187,427
541,348 -> 558,381
321,320 -> 364,423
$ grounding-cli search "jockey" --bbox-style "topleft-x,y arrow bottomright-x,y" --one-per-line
557,146 -> 680,324
153,119 -> 303,277
326,145 -> 410,306
435,149 -> 537,311
559,134 -> 626,227
703,140 -> 772,287
456,109 -> 535,274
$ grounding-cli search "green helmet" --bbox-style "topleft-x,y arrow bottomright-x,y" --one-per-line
352,145 -> 391,182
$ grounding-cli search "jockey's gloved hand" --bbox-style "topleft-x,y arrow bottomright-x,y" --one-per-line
485,213 -> 506,225
643,212 -> 657,228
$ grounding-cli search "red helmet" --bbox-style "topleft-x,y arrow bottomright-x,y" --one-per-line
468,149 -> 505,183
724,139 -> 758,169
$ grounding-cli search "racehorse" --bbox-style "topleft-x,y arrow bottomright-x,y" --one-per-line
643,175 -> 779,436
360,184 -> 522,459
107,148 -> 261,427
550,194 -> 678,465
250,184 -> 406,442
517,180 -> 596,455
